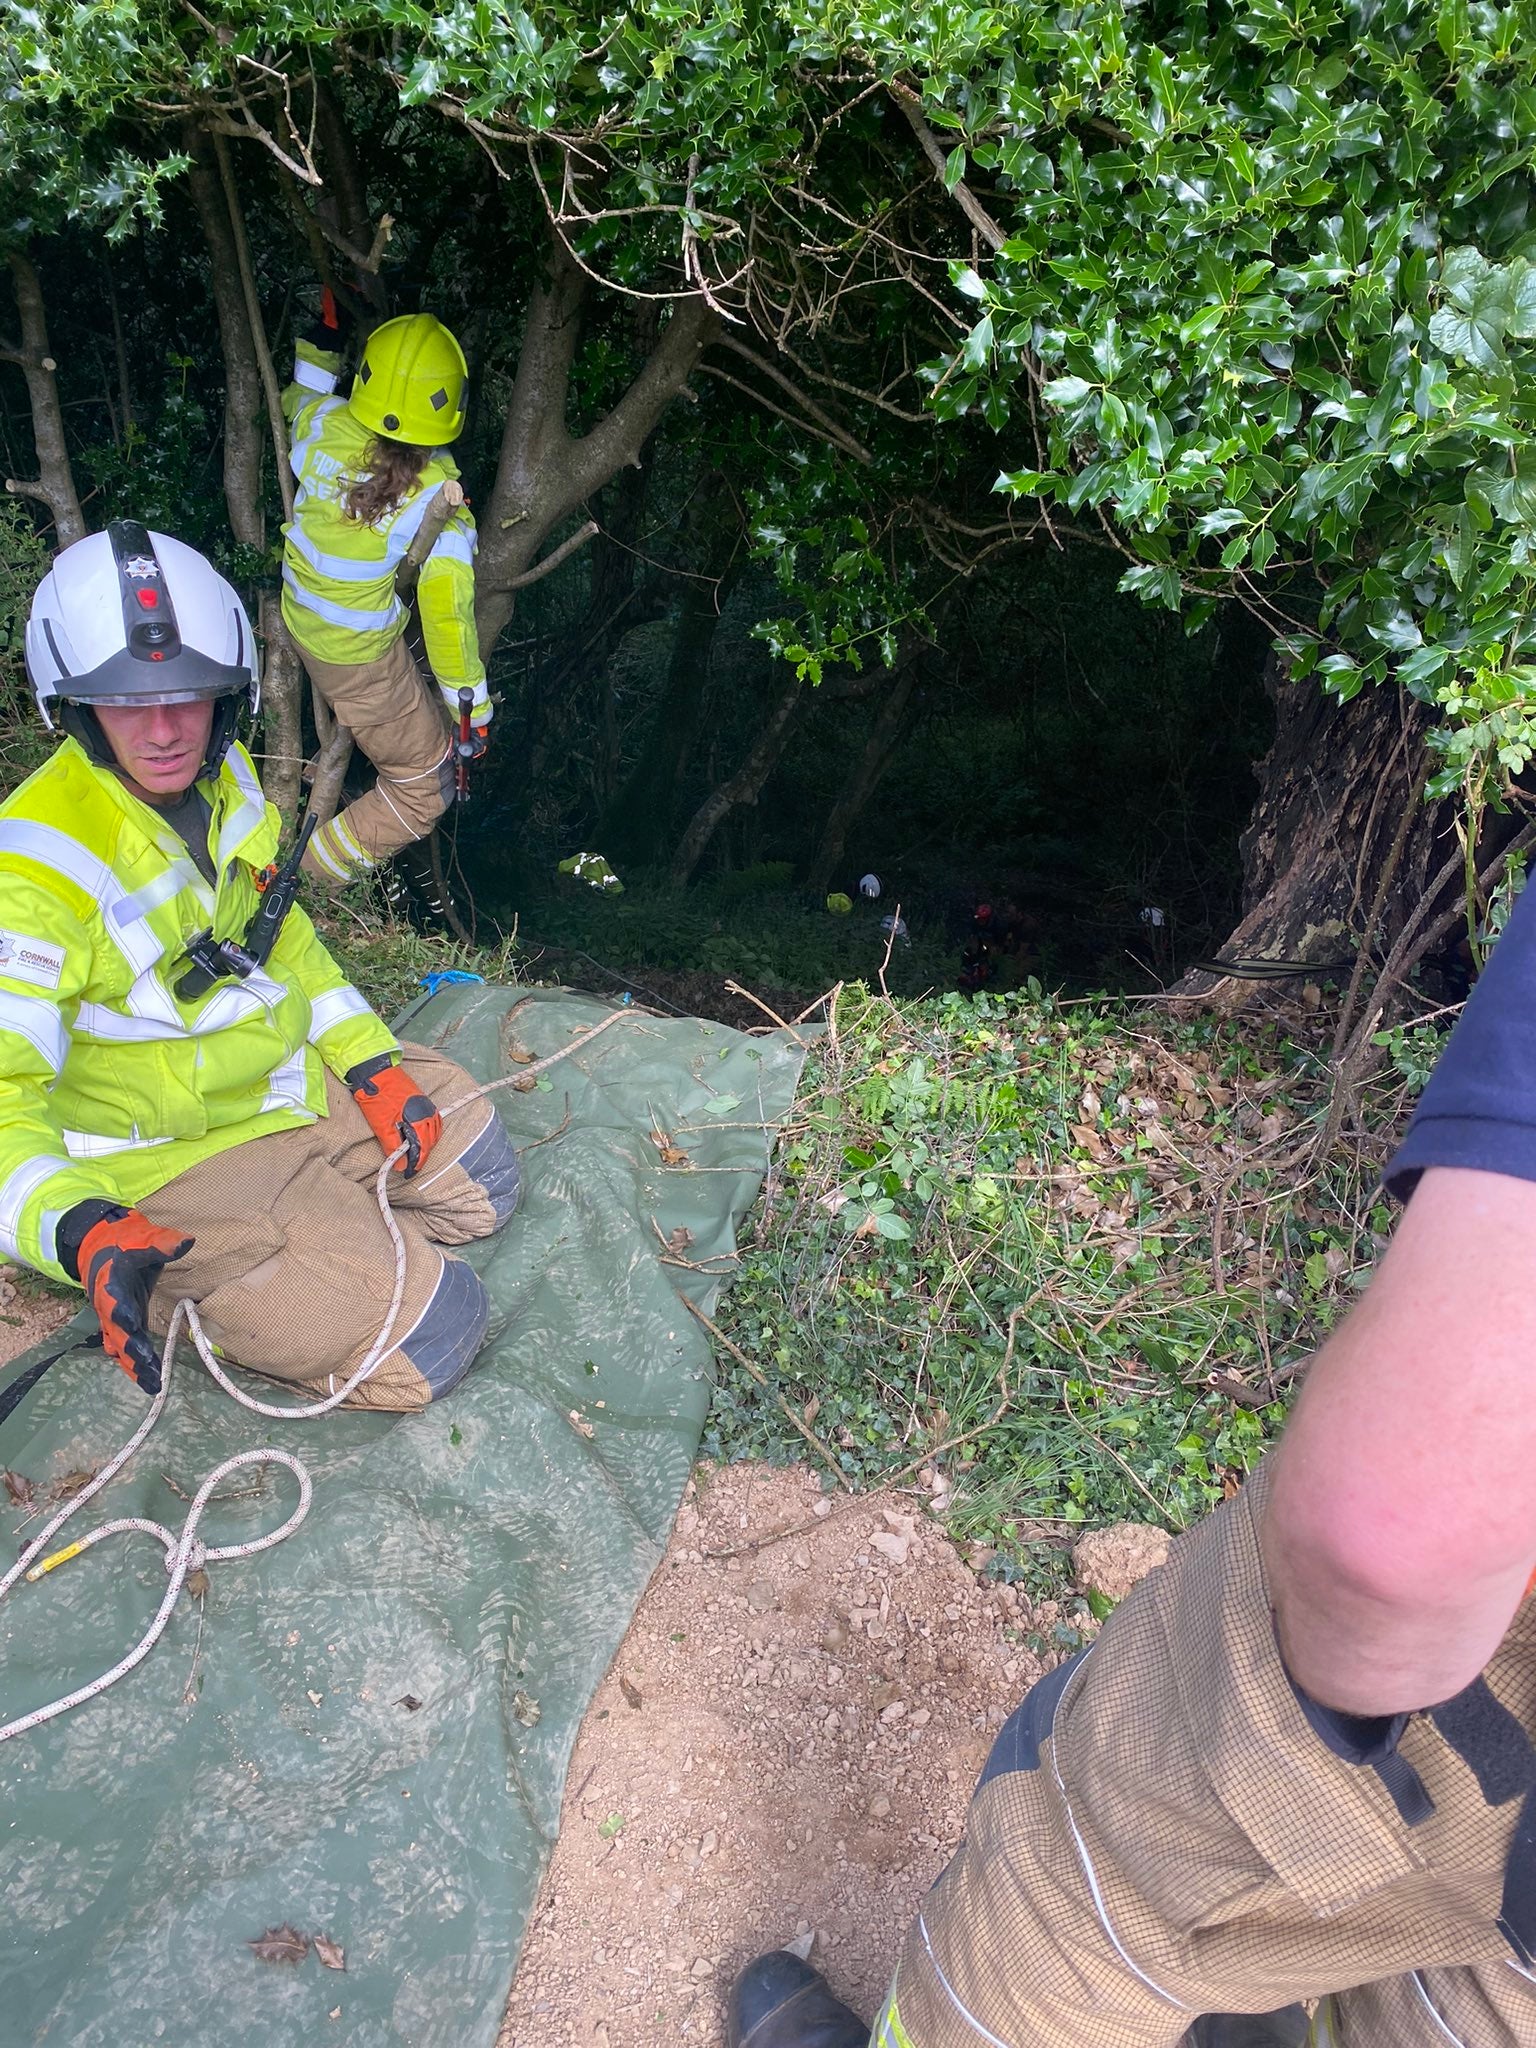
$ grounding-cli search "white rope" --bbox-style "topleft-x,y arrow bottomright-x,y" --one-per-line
0,1007 -> 633,1743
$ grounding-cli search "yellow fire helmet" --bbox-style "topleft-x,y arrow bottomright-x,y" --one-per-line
349,312 -> 468,446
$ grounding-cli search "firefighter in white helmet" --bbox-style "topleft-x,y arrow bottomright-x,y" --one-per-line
0,521 -> 517,1408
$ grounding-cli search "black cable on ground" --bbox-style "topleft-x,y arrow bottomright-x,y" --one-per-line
0,1328 -> 99,1430
1183,955 -> 1357,981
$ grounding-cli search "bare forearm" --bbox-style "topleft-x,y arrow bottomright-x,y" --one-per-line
1261,1167 -> 1536,1715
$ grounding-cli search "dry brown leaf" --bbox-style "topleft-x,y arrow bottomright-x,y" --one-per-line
568,1410 -> 596,1440
802,1392 -> 821,1426
247,1926 -> 309,1966
185,1567 -> 210,1600
313,1933 -> 346,1972
3,1470 -> 35,1508
397,1693 -> 422,1713
513,1689 -> 541,1727
512,1075 -> 538,1092
507,1047 -> 535,1066
658,1146 -> 691,1168
49,1468 -> 98,1503
666,1226 -> 694,1256
618,1674 -> 643,1711
1069,1124 -> 1107,1160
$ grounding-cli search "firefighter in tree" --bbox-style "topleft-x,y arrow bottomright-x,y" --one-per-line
282,309 -> 491,886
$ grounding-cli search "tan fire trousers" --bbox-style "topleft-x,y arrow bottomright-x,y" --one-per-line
876,1457 -> 1536,2048
137,1044 -> 520,1411
297,635 -> 454,884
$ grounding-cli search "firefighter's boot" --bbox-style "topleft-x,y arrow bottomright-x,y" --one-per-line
727,1951 -> 870,2048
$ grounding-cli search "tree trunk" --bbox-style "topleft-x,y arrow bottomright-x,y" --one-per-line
189,133 -> 306,820
474,229 -> 715,655
188,135 -> 266,548
1,249 -> 85,546
806,658 -> 920,898
669,671 -> 806,885
312,81 -> 392,321
1170,663 -> 1447,1008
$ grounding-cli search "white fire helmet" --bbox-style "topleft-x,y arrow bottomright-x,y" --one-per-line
25,520 -> 259,772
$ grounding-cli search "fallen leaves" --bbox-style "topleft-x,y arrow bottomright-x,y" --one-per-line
3,1470 -> 35,1508
567,1409 -> 596,1440
513,1689 -> 541,1727
397,1693 -> 422,1713
647,1117 -> 692,1169
247,1925 -> 345,1971
618,1674 -> 643,1710
247,1926 -> 309,1966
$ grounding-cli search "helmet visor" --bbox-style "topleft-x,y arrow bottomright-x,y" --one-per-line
45,635 -> 254,707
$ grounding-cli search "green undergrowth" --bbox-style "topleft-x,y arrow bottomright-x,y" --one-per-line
706,982 -> 1424,1578
319,901 -> 1429,1581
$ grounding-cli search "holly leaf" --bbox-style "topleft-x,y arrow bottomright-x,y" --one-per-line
247,1926 -> 309,1966
313,1933 -> 346,1972
1431,246 -> 1517,368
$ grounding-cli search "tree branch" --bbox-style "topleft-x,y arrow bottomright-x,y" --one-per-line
212,129 -> 295,524
2,249 -> 85,545
502,518 -> 598,590
712,334 -> 874,464
888,80 -> 1006,253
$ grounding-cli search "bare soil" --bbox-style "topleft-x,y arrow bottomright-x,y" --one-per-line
0,1303 -> 1162,2048
499,1463 -> 1074,2048
0,1268 -> 74,1377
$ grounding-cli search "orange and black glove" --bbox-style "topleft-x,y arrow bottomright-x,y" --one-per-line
58,1200 -> 194,1396
346,1054 -> 443,1177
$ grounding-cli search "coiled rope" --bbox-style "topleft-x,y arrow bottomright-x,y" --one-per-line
0,1005 -> 632,1744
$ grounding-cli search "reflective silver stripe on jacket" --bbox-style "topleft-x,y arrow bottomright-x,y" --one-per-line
214,749 -> 268,874
61,1126 -> 177,1160
0,987 -> 67,1073
281,565 -> 404,636
0,1153 -> 70,1261
307,984 -> 372,1039
261,1045 -> 313,1117
0,820 -> 163,980
291,356 -> 335,394
424,527 -> 476,568
288,396 -> 346,476
285,523 -> 390,583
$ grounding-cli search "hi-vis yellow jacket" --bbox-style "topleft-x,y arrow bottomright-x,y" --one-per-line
0,738 -> 398,1284
281,340 -> 489,716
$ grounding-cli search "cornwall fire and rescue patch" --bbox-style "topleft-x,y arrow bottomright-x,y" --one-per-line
0,930 -> 65,989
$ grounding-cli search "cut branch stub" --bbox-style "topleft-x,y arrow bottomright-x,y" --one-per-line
395,480 -> 465,597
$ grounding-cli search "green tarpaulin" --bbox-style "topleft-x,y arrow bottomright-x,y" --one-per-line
0,984 -> 804,2047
